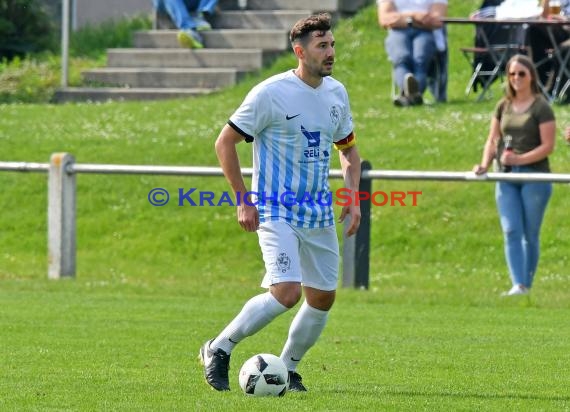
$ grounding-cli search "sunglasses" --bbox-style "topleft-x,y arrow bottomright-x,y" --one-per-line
508,71 -> 527,78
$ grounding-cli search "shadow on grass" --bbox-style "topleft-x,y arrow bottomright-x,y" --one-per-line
383,388 -> 570,402
328,386 -> 570,402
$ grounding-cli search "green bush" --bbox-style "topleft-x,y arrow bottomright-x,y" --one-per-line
0,0 -> 57,60
0,54 -> 97,103
0,55 -> 57,103
70,14 -> 151,59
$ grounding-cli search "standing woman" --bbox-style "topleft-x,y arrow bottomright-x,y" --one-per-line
473,54 -> 556,296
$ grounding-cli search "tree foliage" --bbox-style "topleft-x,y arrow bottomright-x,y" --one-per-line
0,0 -> 56,60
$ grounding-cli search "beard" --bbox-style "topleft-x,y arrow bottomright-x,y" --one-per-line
319,60 -> 334,77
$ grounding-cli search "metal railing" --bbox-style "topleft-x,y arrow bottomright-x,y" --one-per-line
2,154 -> 570,287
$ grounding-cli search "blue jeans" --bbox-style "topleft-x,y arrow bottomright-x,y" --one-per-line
495,166 -> 552,289
385,28 -> 436,93
153,0 -> 218,30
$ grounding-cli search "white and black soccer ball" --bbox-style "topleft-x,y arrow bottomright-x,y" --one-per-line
238,353 -> 289,397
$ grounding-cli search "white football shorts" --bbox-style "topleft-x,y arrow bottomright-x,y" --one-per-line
257,221 -> 339,291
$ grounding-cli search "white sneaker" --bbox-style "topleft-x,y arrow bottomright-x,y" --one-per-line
403,73 -> 419,98
501,284 -> 529,297
403,73 -> 422,105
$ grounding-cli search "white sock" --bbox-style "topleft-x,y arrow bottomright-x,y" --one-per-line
280,301 -> 329,371
211,292 -> 288,354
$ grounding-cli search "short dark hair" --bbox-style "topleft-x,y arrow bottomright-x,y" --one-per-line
289,13 -> 332,46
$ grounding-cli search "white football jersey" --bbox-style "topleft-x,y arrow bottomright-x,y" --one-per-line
228,70 -> 354,228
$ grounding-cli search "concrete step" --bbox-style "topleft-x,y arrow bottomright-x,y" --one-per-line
107,48 -> 263,70
53,87 -> 213,103
82,67 -> 238,88
134,29 -> 289,50
218,0 -> 338,12
57,1 -> 374,102
211,10 -> 312,29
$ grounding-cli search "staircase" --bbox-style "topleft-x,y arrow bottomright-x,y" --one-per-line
53,0 -> 373,103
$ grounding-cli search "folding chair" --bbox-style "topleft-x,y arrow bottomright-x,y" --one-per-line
535,37 -> 570,103
557,43 -> 570,102
460,7 -> 528,101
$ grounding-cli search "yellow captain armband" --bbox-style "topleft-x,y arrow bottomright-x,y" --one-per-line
333,132 -> 356,151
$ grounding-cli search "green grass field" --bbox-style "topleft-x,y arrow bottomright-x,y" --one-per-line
1,2 -> 570,410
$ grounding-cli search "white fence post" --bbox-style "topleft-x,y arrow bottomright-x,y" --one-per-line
48,153 -> 76,279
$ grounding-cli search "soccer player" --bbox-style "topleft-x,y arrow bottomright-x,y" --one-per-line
199,13 -> 361,392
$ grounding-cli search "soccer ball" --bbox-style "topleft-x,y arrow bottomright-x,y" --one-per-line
238,353 -> 289,397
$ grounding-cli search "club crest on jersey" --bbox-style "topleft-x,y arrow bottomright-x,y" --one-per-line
276,252 -> 291,273
330,105 -> 340,125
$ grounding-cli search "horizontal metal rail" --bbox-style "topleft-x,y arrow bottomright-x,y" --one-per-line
364,170 -> 570,183
2,155 -> 569,284
3,161 -> 570,183
0,161 -> 49,172
70,164 -> 254,177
